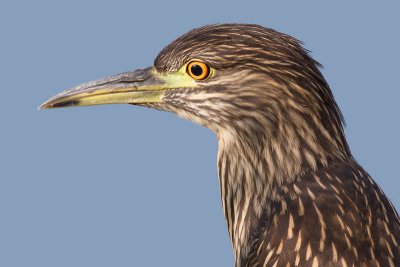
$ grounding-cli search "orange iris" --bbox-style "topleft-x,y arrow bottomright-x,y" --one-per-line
187,61 -> 210,80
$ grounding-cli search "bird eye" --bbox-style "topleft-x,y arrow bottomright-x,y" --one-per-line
187,61 -> 210,80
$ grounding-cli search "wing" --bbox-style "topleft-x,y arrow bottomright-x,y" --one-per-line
246,161 -> 400,267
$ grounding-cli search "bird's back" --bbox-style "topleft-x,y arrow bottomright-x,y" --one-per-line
246,161 -> 400,267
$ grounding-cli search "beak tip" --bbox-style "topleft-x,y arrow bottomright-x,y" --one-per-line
38,99 -> 55,110
38,102 -> 48,110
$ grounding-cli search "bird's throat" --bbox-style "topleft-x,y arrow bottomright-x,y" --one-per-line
216,125 -> 346,265
217,130 -> 280,265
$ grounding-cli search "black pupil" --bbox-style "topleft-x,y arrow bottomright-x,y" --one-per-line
191,64 -> 203,76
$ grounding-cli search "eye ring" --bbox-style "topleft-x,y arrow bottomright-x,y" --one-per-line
187,61 -> 210,80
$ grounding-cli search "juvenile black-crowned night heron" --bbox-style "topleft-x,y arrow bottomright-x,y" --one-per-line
40,24 -> 400,267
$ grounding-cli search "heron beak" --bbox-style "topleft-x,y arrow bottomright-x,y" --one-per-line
40,66 -> 193,109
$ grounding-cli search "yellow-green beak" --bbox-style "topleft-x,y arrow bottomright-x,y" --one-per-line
40,67 -> 182,109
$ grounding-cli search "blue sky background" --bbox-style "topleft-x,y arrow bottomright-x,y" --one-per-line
1,1 -> 399,266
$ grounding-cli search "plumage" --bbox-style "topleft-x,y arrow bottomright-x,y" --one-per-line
246,161 -> 400,266
41,24 -> 400,266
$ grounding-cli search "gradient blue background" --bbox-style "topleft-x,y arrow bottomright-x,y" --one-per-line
1,1 -> 399,266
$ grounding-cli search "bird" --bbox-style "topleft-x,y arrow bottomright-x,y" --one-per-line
40,24 -> 400,267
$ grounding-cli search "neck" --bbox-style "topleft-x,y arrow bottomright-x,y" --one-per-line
216,111 -> 350,264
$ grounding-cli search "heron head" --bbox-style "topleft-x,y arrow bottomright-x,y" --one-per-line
40,24 -> 349,159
